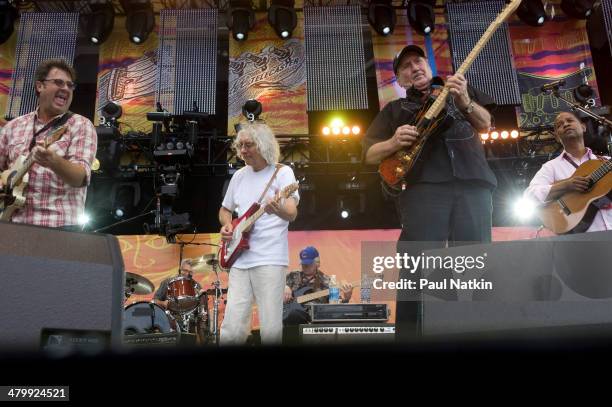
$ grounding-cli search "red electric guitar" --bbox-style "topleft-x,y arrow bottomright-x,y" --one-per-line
219,182 -> 299,269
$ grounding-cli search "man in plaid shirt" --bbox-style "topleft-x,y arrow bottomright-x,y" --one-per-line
0,59 -> 97,229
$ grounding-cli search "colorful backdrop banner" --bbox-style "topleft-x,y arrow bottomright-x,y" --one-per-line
228,12 -> 307,136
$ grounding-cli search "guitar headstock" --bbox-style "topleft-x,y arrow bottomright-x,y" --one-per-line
280,182 -> 299,199
43,126 -> 67,148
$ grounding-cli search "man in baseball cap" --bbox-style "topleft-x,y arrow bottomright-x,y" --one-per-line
362,43 -> 497,341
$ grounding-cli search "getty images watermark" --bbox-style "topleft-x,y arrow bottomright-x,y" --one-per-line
360,241 -> 495,302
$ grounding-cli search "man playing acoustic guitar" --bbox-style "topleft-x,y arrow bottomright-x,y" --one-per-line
0,59 -> 97,230
218,122 -> 299,345
525,111 -> 612,232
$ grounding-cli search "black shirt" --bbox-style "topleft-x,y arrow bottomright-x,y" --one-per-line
363,85 -> 498,189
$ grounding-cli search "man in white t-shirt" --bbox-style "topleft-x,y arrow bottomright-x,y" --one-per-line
219,122 -> 299,345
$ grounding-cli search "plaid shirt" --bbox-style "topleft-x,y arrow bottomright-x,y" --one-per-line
0,111 -> 97,227
286,270 -> 332,304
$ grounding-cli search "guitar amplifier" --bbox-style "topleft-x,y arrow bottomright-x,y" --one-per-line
123,333 -> 197,347
299,323 -> 395,344
309,303 -> 389,322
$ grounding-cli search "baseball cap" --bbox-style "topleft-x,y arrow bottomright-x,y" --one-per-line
299,246 -> 319,265
392,45 -> 426,75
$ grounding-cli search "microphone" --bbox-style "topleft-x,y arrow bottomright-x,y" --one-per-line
541,79 -> 566,92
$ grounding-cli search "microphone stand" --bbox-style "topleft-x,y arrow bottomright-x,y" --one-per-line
551,87 -> 612,154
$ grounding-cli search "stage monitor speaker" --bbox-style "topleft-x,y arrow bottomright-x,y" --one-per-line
0,222 -> 124,352
417,231 -> 612,337
299,323 -> 395,344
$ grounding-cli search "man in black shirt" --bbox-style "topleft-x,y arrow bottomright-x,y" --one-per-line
362,45 -> 497,339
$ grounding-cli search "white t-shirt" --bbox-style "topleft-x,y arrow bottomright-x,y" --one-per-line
221,164 -> 300,268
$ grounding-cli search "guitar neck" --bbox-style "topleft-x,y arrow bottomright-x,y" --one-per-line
297,281 -> 361,304
591,158 -> 612,184
239,205 -> 266,232
423,0 -> 520,121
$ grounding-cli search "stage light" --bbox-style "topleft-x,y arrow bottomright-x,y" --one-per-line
352,126 -> 361,135
407,0 -> 435,35
516,0 -> 546,27
78,213 -> 91,225
101,101 -> 122,121
332,127 -> 341,135
513,197 -> 536,222
322,126 -> 331,135
491,131 -> 499,140
125,0 -> 154,44
342,126 -> 351,135
368,0 -> 396,36
561,0 -> 596,19
268,0 -> 297,39
511,130 -> 519,139
228,0 -> 255,42
86,1 -> 114,45
340,209 -> 350,219
480,133 -> 490,141
242,99 -> 262,121
573,84 -> 594,104
0,1 -> 17,45
501,130 -> 509,139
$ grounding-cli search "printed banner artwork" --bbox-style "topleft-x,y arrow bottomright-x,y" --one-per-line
509,14 -> 600,129
372,8 -> 453,110
96,16 -> 159,133
228,12 -> 307,136
0,25 -> 18,126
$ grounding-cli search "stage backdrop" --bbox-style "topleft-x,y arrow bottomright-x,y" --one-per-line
0,23 -> 18,127
227,10 -> 307,136
119,227 -> 553,330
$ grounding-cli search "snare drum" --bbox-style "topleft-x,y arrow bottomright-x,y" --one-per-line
167,276 -> 199,313
123,302 -> 176,335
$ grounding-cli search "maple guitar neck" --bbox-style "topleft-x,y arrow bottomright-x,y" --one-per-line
423,0 -> 521,122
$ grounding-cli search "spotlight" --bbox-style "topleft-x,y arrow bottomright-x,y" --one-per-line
242,99 -> 262,121
340,209 -> 350,219
0,1 -> 17,45
407,0 -> 435,35
510,130 -> 519,139
78,213 -> 91,226
513,197 -> 536,222
322,126 -> 330,135
342,126 -> 351,135
561,0 -> 595,19
125,0 -> 154,44
368,0 -> 396,36
268,0 -> 297,39
480,133 -> 490,141
352,126 -> 360,135
491,131 -> 499,140
86,1 -> 115,45
573,84 -> 594,104
516,0 -> 546,27
228,0 -> 255,42
332,127 -> 341,135
101,101 -> 123,121
501,130 -> 509,139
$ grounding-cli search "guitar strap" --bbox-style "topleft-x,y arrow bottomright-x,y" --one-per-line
256,163 -> 283,204
28,111 -> 73,152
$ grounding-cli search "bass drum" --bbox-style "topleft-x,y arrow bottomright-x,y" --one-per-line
123,302 -> 176,335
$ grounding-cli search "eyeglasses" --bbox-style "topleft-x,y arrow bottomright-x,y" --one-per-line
236,142 -> 256,150
41,78 -> 77,90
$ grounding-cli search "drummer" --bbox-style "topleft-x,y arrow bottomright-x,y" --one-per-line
153,258 -> 202,309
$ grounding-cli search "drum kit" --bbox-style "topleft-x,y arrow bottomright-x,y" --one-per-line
123,254 -> 227,345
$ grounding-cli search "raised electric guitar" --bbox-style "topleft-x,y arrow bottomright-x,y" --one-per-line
0,126 -> 67,221
219,182 -> 299,269
379,0 -> 522,191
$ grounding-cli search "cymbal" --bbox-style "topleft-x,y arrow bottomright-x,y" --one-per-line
125,272 -> 155,295
191,254 -> 219,273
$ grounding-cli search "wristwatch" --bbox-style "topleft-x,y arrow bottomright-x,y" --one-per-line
463,99 -> 475,115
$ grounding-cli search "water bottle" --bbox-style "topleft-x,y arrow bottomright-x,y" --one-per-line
329,275 -> 340,304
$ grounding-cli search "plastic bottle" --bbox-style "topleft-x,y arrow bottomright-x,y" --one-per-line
329,275 -> 340,304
